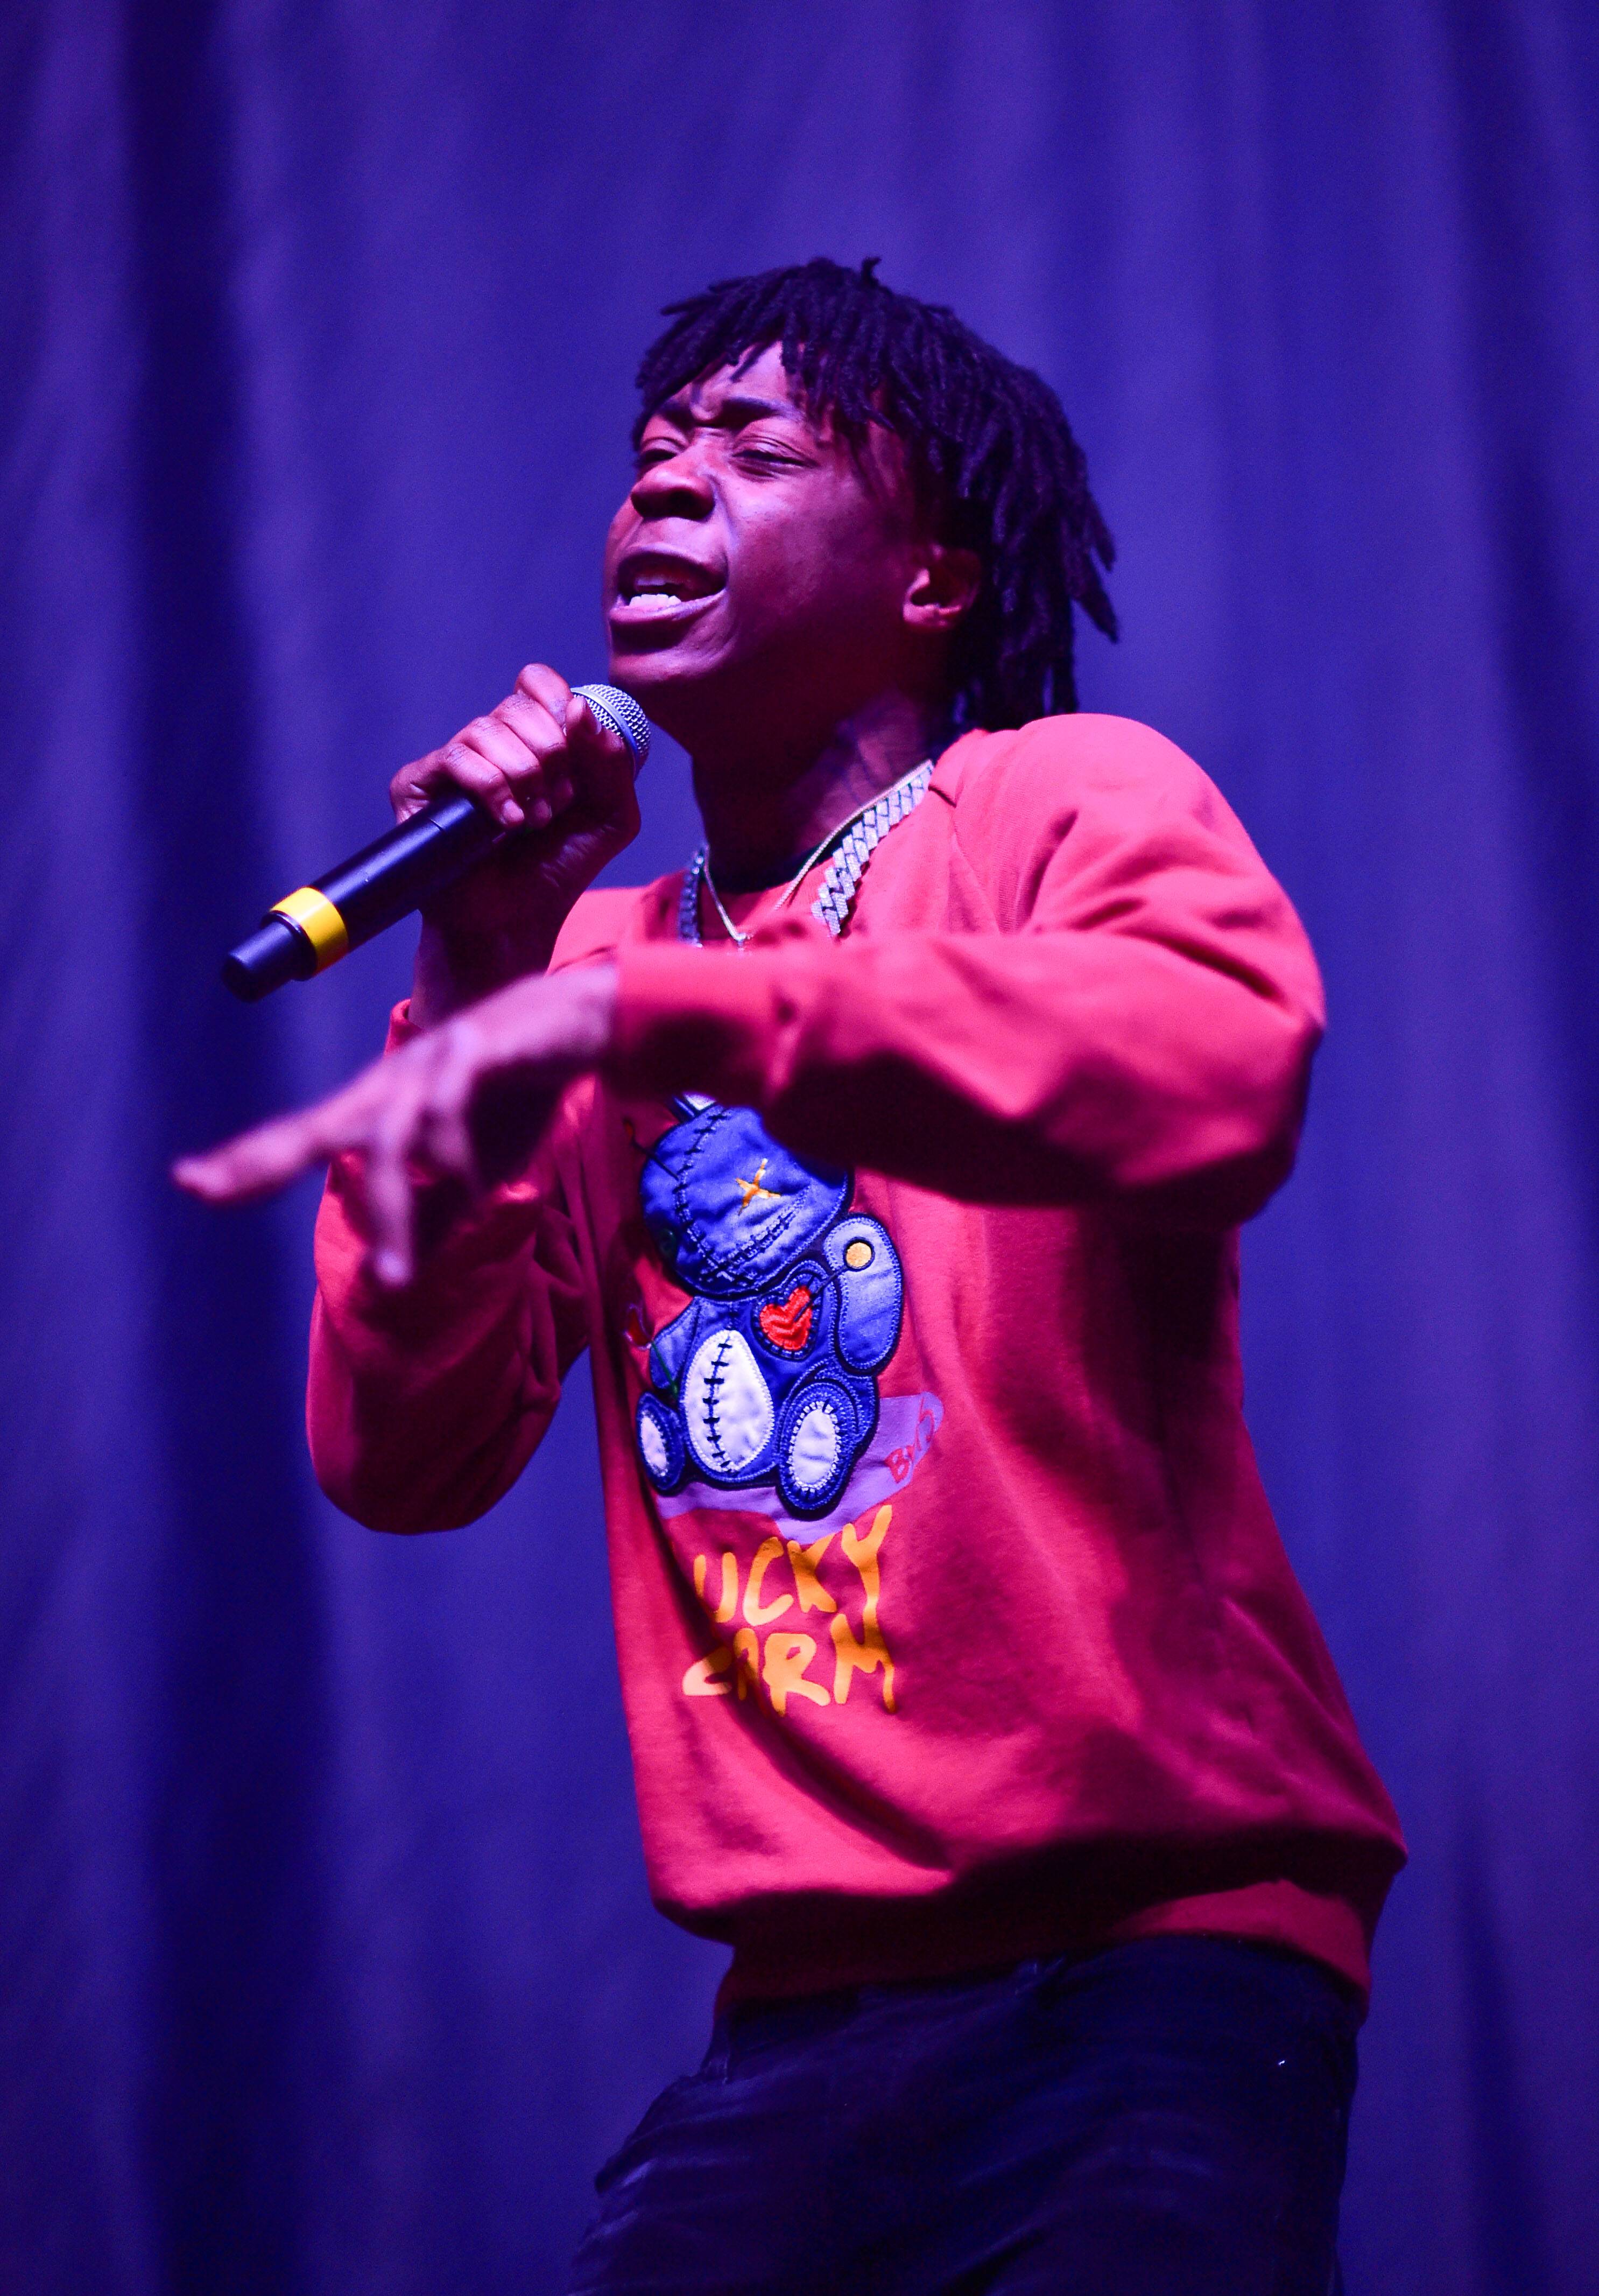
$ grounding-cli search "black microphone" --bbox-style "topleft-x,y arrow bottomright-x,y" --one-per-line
221,684 -> 651,1001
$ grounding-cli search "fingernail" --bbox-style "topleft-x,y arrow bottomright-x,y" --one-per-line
531,799 -> 552,827
501,800 -> 524,826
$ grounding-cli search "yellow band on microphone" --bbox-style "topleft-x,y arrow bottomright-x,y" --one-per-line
270,885 -> 349,970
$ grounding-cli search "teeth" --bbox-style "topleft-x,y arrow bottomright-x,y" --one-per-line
625,590 -> 685,614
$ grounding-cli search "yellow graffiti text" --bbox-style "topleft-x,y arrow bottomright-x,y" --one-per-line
694,1549 -> 741,1624
829,1611 -> 897,1711
841,1505 -> 891,1612
785,1533 -> 838,1613
682,1646 -> 734,1698
762,1633 -> 830,1715
682,1506 -> 897,1718
743,1535 -> 794,1626
732,1627 -> 762,1700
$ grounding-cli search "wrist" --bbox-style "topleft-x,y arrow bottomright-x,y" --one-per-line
411,914 -> 562,1029
563,957 -> 619,1063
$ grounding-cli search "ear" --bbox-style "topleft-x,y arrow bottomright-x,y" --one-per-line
903,542 -> 982,636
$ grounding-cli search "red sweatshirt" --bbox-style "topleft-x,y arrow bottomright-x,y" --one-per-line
309,713 -> 1405,2007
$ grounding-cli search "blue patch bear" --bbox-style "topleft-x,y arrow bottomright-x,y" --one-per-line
634,1097 -> 903,1519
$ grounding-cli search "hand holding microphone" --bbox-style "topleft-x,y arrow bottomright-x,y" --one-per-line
223,665 -> 650,1017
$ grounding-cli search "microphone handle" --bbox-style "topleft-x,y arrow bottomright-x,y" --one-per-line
221,682 -> 650,1003
221,794 -> 496,1001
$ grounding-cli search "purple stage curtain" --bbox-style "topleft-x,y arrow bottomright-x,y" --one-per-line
5,3 -> 1596,2289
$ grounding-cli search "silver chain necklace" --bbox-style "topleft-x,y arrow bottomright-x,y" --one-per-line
678,759 -> 935,948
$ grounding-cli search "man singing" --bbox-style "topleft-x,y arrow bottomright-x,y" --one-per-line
180,257 -> 1404,2293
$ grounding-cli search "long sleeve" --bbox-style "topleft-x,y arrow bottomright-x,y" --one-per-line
607,716 -> 1324,1228
307,1031 -> 592,1533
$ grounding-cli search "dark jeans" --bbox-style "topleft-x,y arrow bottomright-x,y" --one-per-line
568,1937 -> 1359,2295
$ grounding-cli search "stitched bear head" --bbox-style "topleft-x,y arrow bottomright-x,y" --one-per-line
640,1099 -> 849,1300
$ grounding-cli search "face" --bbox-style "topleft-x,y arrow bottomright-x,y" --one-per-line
603,345 -> 969,754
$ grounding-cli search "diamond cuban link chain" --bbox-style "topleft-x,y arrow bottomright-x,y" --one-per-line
679,759 -> 935,947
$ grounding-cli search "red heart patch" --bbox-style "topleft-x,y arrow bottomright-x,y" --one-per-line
758,1285 -> 813,1353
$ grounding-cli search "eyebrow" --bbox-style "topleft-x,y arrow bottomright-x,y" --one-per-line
647,392 -> 806,434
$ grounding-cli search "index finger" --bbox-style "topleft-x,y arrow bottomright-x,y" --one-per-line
512,662 -> 574,723
171,1056 -> 396,1204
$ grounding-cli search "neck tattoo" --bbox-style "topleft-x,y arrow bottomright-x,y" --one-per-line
679,759 -> 935,949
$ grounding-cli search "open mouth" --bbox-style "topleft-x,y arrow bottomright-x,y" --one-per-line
611,550 -> 726,623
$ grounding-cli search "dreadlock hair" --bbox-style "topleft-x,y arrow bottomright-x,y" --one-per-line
633,256 -> 1117,728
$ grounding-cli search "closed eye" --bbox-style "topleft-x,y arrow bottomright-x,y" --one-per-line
734,446 -> 806,473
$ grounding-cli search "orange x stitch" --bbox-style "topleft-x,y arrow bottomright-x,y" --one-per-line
736,1159 -> 783,1211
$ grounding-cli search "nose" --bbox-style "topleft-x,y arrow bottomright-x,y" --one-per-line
630,446 -> 714,522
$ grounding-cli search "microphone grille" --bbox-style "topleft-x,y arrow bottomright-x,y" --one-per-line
573,683 -> 652,773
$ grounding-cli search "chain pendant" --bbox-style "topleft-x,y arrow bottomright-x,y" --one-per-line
678,759 -> 935,948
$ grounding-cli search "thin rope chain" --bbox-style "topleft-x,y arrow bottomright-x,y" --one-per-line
679,759 -> 935,949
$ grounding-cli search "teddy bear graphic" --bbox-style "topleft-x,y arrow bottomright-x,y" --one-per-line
633,1096 -> 904,1519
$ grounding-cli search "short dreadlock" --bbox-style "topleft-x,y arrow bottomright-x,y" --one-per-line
634,257 -> 1116,728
